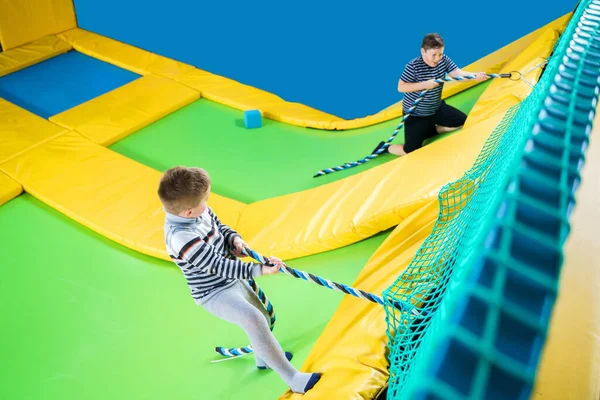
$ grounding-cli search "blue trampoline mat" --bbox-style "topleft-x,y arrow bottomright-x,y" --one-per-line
0,50 -> 140,119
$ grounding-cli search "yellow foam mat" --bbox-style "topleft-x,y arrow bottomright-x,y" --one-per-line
532,109 -> 600,399
280,200 -> 440,399
0,131 -> 245,261
239,115 -> 514,260
50,74 -> 201,146
0,0 -> 76,51
465,19 -> 569,129
0,98 -> 69,164
55,17 -> 569,131
57,28 -> 192,77
0,35 -> 72,78
0,100 -> 499,262
0,172 -> 23,207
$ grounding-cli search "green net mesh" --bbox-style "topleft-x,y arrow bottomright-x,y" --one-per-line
383,0 -> 598,398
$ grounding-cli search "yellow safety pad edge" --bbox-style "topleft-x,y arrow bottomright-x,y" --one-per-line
57,28 -> 194,78
443,13 -> 571,100
532,109 -> 600,399
50,75 -> 201,146
0,132 -> 245,261
0,98 -> 70,165
0,0 -> 76,51
55,21 -> 560,131
280,200 -> 440,399
464,21 -> 569,129
0,172 -> 23,207
238,115 -> 504,261
0,35 -> 72,78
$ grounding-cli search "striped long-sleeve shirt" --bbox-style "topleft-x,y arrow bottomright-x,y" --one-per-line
164,207 -> 262,303
400,55 -> 458,116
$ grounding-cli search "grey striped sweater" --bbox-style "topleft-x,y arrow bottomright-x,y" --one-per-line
164,207 -> 262,303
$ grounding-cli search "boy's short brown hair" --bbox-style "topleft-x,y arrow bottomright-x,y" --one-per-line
422,33 -> 444,51
158,166 -> 211,214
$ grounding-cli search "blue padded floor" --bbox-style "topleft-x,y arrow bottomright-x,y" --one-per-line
0,50 -> 140,119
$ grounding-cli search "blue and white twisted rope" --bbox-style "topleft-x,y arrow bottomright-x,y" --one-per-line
245,247 -> 422,314
313,72 -> 519,178
215,247 -> 425,358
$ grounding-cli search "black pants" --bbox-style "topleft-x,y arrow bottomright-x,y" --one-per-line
403,101 -> 467,153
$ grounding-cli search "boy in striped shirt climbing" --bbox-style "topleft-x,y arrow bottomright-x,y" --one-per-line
158,166 -> 321,394
373,33 -> 488,156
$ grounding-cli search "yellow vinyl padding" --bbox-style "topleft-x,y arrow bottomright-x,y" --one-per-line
0,0 -> 76,51
50,75 -> 201,146
464,23 -> 568,129
0,35 -> 72,78
0,103 -> 500,262
56,15 -> 569,131
0,172 -> 22,207
238,115 -> 517,261
0,98 -> 69,164
57,28 -> 195,78
0,131 -> 245,261
280,200 -> 440,399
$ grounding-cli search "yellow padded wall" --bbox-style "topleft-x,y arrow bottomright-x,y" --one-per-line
0,0 -> 76,51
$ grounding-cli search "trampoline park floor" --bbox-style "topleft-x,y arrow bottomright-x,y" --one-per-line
1,77 -> 491,399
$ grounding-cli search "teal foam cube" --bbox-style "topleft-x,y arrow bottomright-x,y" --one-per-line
244,110 -> 262,129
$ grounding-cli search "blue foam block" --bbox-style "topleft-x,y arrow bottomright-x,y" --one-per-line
244,110 -> 262,129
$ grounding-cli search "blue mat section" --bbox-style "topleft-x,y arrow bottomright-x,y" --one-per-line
73,0 -> 576,120
0,50 -> 140,119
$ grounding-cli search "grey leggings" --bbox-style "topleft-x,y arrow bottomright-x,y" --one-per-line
201,281 -> 309,391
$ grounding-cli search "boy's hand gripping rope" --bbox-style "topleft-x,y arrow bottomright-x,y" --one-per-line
313,72 -> 521,178
214,247 -> 422,358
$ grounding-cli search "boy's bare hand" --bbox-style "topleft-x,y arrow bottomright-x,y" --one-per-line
474,72 -> 488,82
232,236 -> 249,257
262,256 -> 284,275
424,79 -> 440,90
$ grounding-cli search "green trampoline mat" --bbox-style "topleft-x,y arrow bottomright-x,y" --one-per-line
0,194 -> 389,400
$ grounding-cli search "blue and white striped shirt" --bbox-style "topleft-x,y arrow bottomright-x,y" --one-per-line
400,55 -> 458,116
164,207 -> 262,303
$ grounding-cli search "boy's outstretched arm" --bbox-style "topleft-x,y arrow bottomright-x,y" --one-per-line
173,230 -> 281,279
175,232 -> 262,279
449,68 -> 488,81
